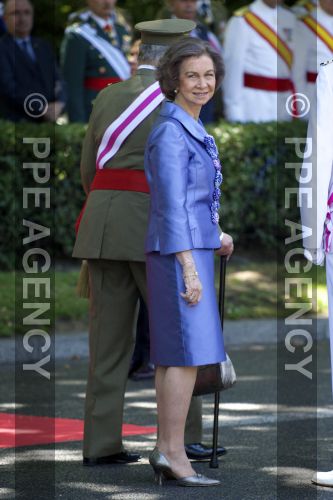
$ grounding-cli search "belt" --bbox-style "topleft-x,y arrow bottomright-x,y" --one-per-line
244,73 -> 294,92
75,169 -> 149,234
84,76 -> 122,91
91,168 -> 149,193
306,71 -> 317,83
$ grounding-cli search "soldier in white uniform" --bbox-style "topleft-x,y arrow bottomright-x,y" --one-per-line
300,59 -> 333,488
223,0 -> 297,122
293,0 -> 333,117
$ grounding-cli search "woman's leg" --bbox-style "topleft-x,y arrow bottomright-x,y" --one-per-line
155,365 -> 198,477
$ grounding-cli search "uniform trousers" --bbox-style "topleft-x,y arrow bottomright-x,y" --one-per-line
326,253 -> 333,395
84,259 -> 203,458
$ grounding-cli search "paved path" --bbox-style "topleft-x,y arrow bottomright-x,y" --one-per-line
0,318 -> 329,363
1,339 -> 333,499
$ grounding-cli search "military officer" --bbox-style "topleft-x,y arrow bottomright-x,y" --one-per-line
300,59 -> 333,488
67,2 -> 132,35
293,0 -> 333,116
73,19 -> 227,465
61,0 -> 131,123
197,0 -> 228,44
223,0 -> 297,122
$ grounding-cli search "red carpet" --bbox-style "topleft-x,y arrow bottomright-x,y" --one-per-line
0,413 -> 156,448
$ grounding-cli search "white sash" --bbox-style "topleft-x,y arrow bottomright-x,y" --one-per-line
70,23 -> 130,80
96,81 -> 164,170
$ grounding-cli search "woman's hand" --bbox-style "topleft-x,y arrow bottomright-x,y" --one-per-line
215,232 -> 234,260
176,251 -> 203,306
181,266 -> 203,306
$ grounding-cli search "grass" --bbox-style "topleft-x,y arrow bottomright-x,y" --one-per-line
0,270 -> 88,338
0,254 -> 328,337
222,256 -> 327,320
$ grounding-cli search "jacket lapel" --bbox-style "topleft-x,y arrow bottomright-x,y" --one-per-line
160,101 -> 206,143
32,38 -> 53,90
11,36 -> 38,74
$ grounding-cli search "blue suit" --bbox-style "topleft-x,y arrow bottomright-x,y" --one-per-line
144,101 -> 221,256
144,101 -> 226,366
0,34 -> 66,122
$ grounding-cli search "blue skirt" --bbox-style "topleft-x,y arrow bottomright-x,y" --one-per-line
146,249 -> 226,366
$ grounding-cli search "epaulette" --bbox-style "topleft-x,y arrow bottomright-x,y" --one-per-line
67,9 -> 90,26
320,59 -> 333,66
233,5 -> 250,17
115,7 -> 132,33
65,22 -> 81,34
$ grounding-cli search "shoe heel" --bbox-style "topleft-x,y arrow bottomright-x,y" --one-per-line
154,470 -> 164,486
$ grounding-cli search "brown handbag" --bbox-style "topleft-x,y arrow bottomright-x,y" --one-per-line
193,354 -> 236,396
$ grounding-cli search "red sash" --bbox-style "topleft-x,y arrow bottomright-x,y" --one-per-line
75,169 -> 149,234
244,73 -> 294,91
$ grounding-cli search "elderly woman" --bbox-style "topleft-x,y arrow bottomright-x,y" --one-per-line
144,37 -> 233,487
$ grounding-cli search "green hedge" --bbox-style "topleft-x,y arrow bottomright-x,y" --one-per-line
0,119 -> 307,270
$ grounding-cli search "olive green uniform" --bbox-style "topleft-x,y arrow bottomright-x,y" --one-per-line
73,68 -> 202,458
61,14 -> 131,123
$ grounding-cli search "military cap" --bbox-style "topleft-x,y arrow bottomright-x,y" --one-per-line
135,19 -> 196,45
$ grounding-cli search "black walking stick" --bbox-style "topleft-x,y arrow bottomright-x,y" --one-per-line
209,256 -> 227,469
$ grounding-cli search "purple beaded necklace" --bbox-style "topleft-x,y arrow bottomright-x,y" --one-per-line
204,135 -> 223,225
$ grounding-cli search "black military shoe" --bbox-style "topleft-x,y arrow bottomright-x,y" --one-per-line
130,362 -> 155,381
83,450 -> 141,466
185,443 -> 226,460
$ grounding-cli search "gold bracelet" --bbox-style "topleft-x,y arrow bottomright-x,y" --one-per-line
183,272 -> 198,278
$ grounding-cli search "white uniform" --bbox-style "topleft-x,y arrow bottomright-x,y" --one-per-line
293,6 -> 333,116
223,0 -> 297,122
301,60 -> 333,486
301,60 -> 333,391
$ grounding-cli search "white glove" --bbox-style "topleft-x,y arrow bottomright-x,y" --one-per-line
304,248 -> 325,266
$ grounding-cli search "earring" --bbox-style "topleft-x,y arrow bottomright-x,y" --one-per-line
174,89 -> 178,94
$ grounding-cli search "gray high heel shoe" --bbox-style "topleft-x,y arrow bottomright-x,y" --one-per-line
149,447 -> 176,485
149,447 -> 220,487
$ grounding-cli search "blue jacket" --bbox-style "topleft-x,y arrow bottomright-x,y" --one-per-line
0,34 -> 66,122
144,101 -> 221,255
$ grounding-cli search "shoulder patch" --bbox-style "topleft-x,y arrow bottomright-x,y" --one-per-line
320,59 -> 333,66
233,5 -> 250,17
